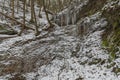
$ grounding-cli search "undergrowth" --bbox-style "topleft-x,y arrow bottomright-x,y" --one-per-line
102,3 -> 120,60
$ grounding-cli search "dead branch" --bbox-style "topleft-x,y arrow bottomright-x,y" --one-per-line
0,12 -> 34,30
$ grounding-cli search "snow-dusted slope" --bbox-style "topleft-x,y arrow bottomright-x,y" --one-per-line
0,0 -> 120,80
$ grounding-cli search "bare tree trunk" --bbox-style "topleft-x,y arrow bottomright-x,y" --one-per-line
10,0 -> 15,25
11,0 -> 15,18
18,0 -> 26,36
37,0 -> 42,18
33,1 -> 39,36
30,0 -> 34,23
43,0 -> 53,27
16,0 -> 19,13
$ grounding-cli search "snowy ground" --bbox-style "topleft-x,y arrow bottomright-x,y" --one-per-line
0,12 -> 120,80
0,0 -> 120,80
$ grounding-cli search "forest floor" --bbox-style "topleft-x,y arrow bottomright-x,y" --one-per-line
0,0 -> 120,80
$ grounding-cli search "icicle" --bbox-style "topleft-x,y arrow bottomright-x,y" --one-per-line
60,13 -> 63,27
74,11 -> 77,24
66,9 -> 70,26
72,13 -> 74,25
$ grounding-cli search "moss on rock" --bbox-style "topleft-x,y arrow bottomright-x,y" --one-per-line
101,2 -> 120,60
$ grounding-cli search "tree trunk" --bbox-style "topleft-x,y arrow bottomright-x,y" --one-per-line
30,0 -> 34,23
18,0 -> 26,36
43,0 -> 53,28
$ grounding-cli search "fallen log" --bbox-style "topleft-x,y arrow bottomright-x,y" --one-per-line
0,12 -> 34,30
0,34 -> 17,40
0,30 -> 17,35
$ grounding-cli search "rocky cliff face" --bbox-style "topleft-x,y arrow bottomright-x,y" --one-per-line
0,0 -> 120,80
